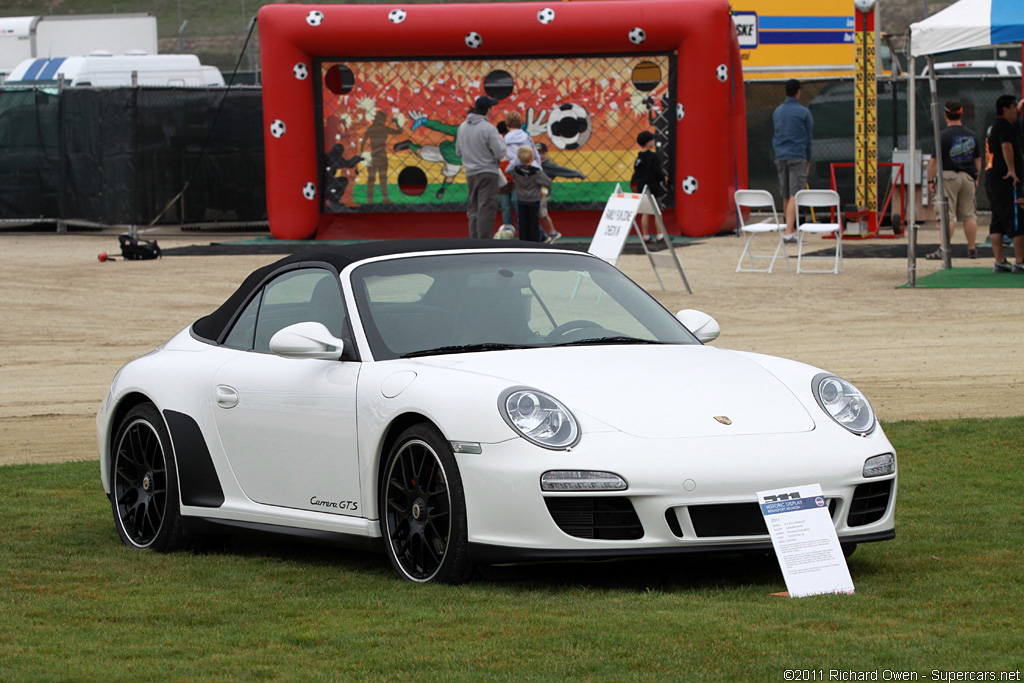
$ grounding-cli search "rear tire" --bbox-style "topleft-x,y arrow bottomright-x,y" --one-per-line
380,423 -> 472,583
110,403 -> 185,552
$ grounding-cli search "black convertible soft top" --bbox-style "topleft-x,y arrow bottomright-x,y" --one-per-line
191,238 -> 557,343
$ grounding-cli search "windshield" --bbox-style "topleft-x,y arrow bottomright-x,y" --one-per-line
351,251 -> 698,360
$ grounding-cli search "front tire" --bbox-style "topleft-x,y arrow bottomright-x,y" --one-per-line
110,403 -> 185,552
380,423 -> 472,584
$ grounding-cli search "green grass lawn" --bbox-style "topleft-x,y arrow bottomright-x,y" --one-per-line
2,418 -> 1023,681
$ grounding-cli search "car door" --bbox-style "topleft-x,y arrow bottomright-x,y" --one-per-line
211,267 -> 363,516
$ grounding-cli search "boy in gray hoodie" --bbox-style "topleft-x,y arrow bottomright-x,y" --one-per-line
455,96 -> 507,239
510,146 -> 553,242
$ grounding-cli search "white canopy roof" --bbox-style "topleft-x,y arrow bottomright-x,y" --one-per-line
910,0 -> 1024,57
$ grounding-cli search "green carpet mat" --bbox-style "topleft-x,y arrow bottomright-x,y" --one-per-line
901,267 -> 1024,288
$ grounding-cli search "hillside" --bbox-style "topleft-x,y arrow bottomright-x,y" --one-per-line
0,0 -> 959,71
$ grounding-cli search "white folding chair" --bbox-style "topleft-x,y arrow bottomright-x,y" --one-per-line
794,189 -> 843,274
734,189 -> 789,273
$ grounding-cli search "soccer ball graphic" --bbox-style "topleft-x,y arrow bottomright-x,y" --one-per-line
676,103 -> 685,120
270,120 -> 286,138
293,63 -> 308,80
302,182 -> 317,200
465,32 -> 482,48
537,8 -> 555,24
682,176 -> 698,195
716,64 -> 729,82
629,27 -> 646,45
306,10 -> 324,26
493,224 -> 517,240
388,9 -> 406,24
854,0 -> 876,13
547,103 -> 592,151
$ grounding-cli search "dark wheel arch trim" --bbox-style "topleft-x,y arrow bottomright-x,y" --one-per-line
162,410 -> 225,508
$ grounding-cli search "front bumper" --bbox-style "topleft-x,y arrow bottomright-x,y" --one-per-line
456,428 -> 897,562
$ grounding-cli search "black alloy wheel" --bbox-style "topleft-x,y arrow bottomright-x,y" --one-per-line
381,424 -> 471,583
111,403 -> 184,551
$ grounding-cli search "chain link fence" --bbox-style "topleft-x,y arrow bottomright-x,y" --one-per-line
315,54 -> 676,214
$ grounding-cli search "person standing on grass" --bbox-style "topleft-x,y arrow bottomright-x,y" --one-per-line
984,95 -> 1024,273
772,78 -> 813,243
927,100 -> 982,260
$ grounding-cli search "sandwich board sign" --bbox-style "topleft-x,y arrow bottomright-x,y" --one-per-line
757,483 -> 855,598
588,184 -> 691,293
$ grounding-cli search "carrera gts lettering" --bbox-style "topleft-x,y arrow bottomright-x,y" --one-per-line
310,496 -> 358,511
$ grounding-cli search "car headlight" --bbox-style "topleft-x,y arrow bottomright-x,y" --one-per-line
812,373 -> 876,435
498,388 -> 580,450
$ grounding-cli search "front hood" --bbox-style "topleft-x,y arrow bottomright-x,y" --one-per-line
412,345 -> 816,438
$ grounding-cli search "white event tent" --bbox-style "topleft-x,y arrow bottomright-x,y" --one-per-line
906,0 -> 1024,284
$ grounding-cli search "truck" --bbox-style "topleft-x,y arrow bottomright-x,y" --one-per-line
0,14 -> 158,81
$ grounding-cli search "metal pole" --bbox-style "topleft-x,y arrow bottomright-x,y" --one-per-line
927,55 -> 952,269
908,51 -> 917,287
178,20 -> 188,55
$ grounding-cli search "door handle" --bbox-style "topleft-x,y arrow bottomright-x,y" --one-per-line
215,385 -> 239,409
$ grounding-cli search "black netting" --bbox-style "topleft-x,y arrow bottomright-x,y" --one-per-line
0,85 -> 265,226
315,54 -> 676,213
0,88 -> 61,219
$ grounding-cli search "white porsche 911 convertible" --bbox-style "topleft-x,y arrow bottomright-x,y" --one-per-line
97,240 -> 896,583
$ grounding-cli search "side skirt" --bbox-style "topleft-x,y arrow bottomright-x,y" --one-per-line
182,516 -> 384,554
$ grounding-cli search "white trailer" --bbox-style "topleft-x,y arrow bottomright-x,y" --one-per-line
5,53 -> 225,87
0,14 -> 158,80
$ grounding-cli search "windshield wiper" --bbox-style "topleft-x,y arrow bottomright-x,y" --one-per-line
553,336 -> 665,347
401,343 -> 534,358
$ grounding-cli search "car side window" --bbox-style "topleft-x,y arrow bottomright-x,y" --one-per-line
249,269 -> 348,354
222,290 -> 262,350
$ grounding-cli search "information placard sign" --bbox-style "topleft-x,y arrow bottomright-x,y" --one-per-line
588,191 -> 642,265
757,483 -> 855,598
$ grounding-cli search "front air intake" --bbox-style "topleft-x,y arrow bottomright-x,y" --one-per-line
544,497 -> 644,540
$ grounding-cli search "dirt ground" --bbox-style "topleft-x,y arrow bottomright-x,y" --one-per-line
1,226 -> 1020,467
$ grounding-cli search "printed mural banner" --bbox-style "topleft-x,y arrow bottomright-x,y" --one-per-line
316,55 -> 675,213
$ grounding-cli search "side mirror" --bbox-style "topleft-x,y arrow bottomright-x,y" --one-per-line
675,309 -> 721,343
269,322 -> 345,360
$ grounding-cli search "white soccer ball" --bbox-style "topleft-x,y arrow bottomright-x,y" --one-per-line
293,63 -> 309,80
493,224 -> 517,240
537,8 -> 555,24
388,8 -> 406,24
682,176 -> 698,195
676,103 -> 685,120
270,120 -> 286,138
547,103 -> 592,151
306,10 -> 324,26
716,64 -> 729,82
629,27 -> 646,45
465,31 -> 482,49
854,0 -> 876,13
302,182 -> 317,200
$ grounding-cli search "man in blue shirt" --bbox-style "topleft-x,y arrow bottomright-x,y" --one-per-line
772,79 -> 814,241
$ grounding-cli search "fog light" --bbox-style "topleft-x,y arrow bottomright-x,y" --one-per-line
540,470 -> 627,491
863,453 -> 895,478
